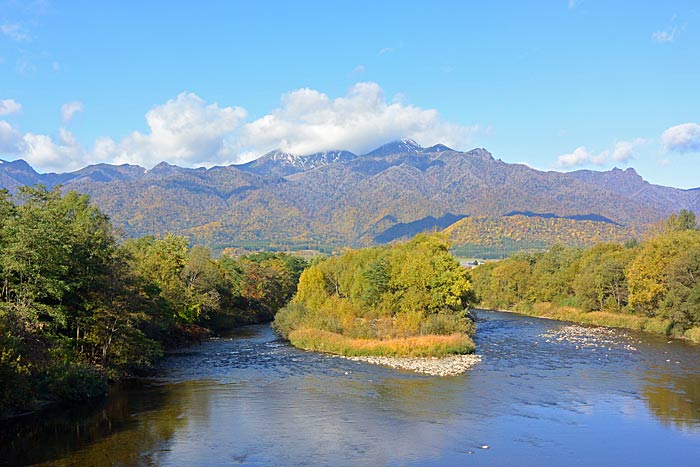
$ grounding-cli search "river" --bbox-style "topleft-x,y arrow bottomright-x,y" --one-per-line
1,310 -> 699,466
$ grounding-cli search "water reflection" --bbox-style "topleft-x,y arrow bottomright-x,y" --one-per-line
1,315 -> 700,467
0,382 -> 185,467
146,362 -> 473,465
644,371 -> 700,428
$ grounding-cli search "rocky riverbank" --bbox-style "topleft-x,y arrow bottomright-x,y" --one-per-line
538,324 -> 639,351
340,354 -> 482,376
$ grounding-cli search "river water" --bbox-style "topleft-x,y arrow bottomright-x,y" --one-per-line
1,310 -> 699,466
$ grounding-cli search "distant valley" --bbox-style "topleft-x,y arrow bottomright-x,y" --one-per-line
2,140 -> 698,255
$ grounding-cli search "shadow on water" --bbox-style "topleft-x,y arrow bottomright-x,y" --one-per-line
0,380 -> 183,467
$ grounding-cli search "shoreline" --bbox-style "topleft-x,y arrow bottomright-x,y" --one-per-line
340,354 -> 482,376
477,304 -> 700,344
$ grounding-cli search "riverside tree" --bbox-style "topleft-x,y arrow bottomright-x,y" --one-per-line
273,233 -> 475,344
0,187 -> 307,415
470,211 -> 700,339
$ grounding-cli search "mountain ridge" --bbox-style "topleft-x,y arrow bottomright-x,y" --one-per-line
1,141 -> 697,250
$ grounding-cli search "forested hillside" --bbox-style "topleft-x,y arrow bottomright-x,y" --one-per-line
446,214 -> 642,257
0,187 -> 305,416
2,141 -> 698,253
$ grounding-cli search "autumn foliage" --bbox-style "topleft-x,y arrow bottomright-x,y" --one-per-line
471,211 -> 700,341
273,234 -> 476,356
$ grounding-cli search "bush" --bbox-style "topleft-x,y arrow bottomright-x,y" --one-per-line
641,318 -> 673,336
0,347 -> 33,415
39,364 -> 108,403
420,312 -> 474,336
683,327 -> 700,344
272,303 -> 308,339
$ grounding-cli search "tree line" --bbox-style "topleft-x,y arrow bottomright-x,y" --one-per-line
0,186 -> 306,416
471,210 -> 700,338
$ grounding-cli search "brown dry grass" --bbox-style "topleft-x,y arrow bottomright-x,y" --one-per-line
288,328 -> 475,357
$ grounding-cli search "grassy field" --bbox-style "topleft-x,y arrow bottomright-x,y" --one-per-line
288,328 -> 475,357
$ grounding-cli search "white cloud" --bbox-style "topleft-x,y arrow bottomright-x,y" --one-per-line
611,138 -> 646,163
1,23 -> 29,41
556,146 -> 596,168
0,99 -> 22,116
61,101 -> 84,123
5,83 -> 485,170
568,0 -> 577,9
1,119 -> 88,172
22,128 -> 87,172
93,136 -> 118,161
555,139 -> 646,168
378,47 -> 394,55
662,122 -> 700,153
0,120 -> 25,154
352,64 -> 365,75
102,92 -> 247,167
652,29 -> 677,43
236,82 -> 480,159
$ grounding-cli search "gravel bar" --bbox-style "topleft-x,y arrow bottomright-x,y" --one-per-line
341,354 -> 482,376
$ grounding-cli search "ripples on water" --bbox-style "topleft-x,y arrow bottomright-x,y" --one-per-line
1,310 -> 699,467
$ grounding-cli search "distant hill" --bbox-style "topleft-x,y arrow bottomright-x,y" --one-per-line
445,215 -> 642,258
1,140 -> 697,252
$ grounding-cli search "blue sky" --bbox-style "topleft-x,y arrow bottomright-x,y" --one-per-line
1,1 -> 699,188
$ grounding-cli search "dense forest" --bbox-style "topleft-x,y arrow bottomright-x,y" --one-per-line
471,210 -> 700,341
273,234 -> 477,357
446,214 -> 641,258
0,187 -> 306,417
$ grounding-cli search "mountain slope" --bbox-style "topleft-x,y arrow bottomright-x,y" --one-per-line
568,167 -> 700,215
238,149 -> 358,177
1,142 -> 697,251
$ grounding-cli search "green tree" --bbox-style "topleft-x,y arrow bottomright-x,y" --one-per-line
276,234 -> 474,339
626,230 -> 700,318
666,209 -> 697,232
527,245 -> 582,303
123,234 -> 189,324
572,243 -> 634,312
489,258 -> 531,308
180,245 -> 224,323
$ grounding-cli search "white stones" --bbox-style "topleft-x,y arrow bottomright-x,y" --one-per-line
340,354 -> 482,376
538,324 -> 638,352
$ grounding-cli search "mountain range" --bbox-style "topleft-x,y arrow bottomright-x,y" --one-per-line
1,140 -> 698,252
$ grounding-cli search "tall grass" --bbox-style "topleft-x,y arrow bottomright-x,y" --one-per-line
288,328 -> 475,357
509,302 -> 677,336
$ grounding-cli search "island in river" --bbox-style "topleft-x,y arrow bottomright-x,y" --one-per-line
273,234 -> 478,368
